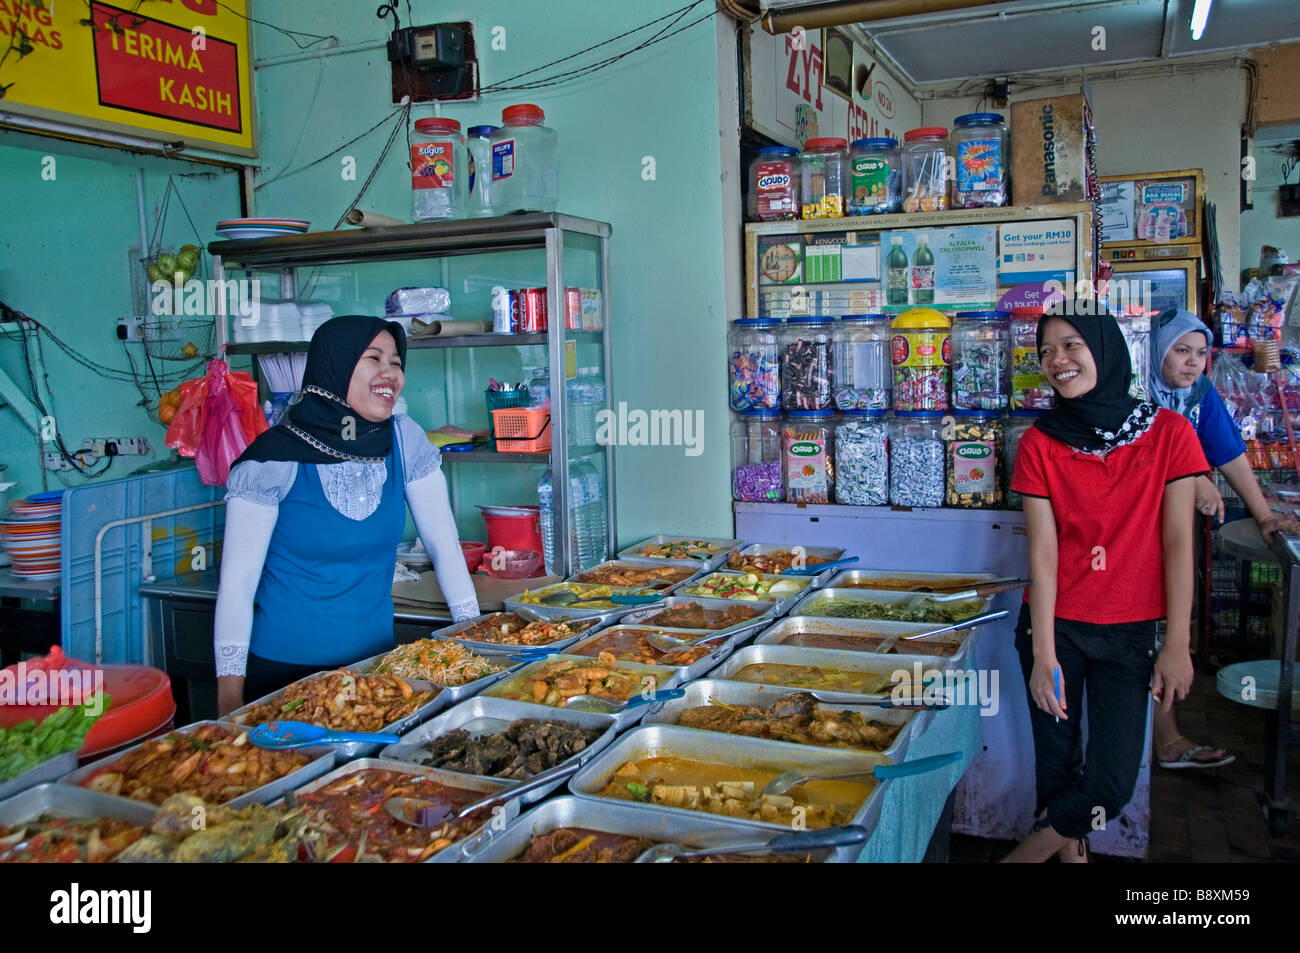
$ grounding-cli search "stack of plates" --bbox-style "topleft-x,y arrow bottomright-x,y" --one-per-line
299,302 -> 334,340
232,300 -> 302,344
1,491 -> 63,579
216,218 -> 309,240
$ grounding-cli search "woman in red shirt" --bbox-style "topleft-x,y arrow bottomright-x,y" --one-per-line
1003,305 -> 1208,863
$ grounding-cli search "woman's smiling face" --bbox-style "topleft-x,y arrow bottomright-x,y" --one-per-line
346,330 -> 405,422
1038,316 -> 1098,399
1160,330 -> 1209,389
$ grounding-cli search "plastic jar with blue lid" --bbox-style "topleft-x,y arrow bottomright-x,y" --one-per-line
952,310 -> 1010,410
847,138 -> 902,214
952,113 -> 1009,208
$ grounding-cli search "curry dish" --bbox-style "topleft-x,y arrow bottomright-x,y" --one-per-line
775,631 -> 957,656
455,613 -> 596,646
641,602 -> 763,631
727,550 -> 830,574
571,628 -> 713,667
496,654 -> 659,707
0,816 -> 146,863
239,670 -> 436,733
597,756 -> 872,828
836,576 -> 986,591
512,827 -> 810,863
730,663 -> 895,695
576,564 -> 694,588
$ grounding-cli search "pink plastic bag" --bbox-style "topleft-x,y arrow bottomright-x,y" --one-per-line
165,359 -> 268,485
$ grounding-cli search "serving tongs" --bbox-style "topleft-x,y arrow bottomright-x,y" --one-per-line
632,824 -> 868,863
385,759 -> 583,828
872,608 -> 1010,654
760,750 -> 963,797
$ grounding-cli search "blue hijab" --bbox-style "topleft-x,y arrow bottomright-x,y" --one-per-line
1150,309 -> 1211,418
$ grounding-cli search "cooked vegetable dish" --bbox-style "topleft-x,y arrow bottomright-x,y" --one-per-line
369,639 -> 502,686
512,827 -> 809,863
680,572 -> 807,602
677,692 -> 901,751
810,598 -> 982,624
80,723 -> 310,805
495,655 -> 660,708
643,603 -> 763,630
775,631 -> 958,656
116,794 -> 317,863
727,550 -> 832,574
517,584 -> 629,610
239,670 -> 436,733
0,815 -> 146,863
598,757 -> 872,828
635,540 -> 728,559
838,576 -> 986,591
577,564 -> 694,587
413,718 -> 602,779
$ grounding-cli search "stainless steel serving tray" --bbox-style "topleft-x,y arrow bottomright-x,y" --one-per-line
378,696 -> 619,805
825,569 -> 998,591
755,615 -> 976,668
228,670 -> 451,760
59,719 -> 335,810
617,535 -> 742,569
724,543 -> 847,589
615,595 -> 778,642
430,607 -> 611,656
280,757 -> 518,864
0,750 -> 78,802
641,678 -> 915,762
787,586 -> 991,625
463,795 -> 842,863
565,557 -> 708,593
351,644 -> 519,708
568,724 -> 889,859
677,570 -> 813,617
706,644 -> 956,706
482,654 -> 681,731
0,781 -> 158,830
565,623 -> 740,683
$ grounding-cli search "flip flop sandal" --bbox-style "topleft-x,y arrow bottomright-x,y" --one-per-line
1157,743 -> 1236,770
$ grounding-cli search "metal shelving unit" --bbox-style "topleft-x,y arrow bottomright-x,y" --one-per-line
208,213 -> 614,576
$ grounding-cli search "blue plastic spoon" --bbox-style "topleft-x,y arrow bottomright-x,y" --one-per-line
248,721 -> 401,749
780,556 -> 859,576
562,687 -> 686,712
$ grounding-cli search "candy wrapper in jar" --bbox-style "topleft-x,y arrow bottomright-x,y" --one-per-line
733,460 -> 783,502
945,418 -> 1003,508
890,436 -> 944,507
953,343 -> 1007,410
835,420 -> 889,505
894,366 -> 949,411
730,349 -> 780,410
781,338 -> 834,410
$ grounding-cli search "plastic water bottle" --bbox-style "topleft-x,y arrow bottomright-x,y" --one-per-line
466,124 -> 497,218
536,467 -> 555,575
528,367 -> 550,410
567,463 -> 591,569
578,460 -> 608,565
580,367 -> 606,446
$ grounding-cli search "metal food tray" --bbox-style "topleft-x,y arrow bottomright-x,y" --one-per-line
482,654 -> 681,731
677,570 -> 813,617
566,624 -> 740,683
463,795 -> 842,863
503,585 -> 655,626
568,724 -> 889,858
706,643 -> 959,706
430,608 -> 610,656
0,782 -> 158,831
787,586 -> 991,625
229,669 -> 452,760
0,750 -> 79,803
565,557 -> 708,593
825,568 -> 998,591
351,645 -> 520,708
755,616 -> 977,668
59,720 -> 336,810
724,543 -> 847,589
378,696 -> 619,805
280,757 -> 519,864
615,595 -> 778,642
641,678 -> 916,762
617,535 -> 742,569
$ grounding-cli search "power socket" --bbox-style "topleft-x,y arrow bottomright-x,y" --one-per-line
43,451 -> 75,471
84,437 -> 151,457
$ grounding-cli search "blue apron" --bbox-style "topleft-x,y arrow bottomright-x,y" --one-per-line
250,441 -> 405,666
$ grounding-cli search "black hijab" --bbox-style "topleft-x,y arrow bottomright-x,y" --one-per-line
1033,305 -> 1154,453
235,315 -> 408,465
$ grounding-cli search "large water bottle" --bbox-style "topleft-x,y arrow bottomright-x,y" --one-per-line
528,366 -> 550,410
536,467 -> 555,575
565,376 -> 582,446
567,462 -> 591,571
578,460 -> 608,565
580,366 -> 606,447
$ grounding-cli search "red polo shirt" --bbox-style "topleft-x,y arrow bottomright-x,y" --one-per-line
1011,408 -> 1209,624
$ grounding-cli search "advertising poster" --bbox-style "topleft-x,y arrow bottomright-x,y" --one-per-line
880,226 -> 998,310
997,220 -> 1076,286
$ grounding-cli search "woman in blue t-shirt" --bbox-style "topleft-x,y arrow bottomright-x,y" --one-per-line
1148,309 -> 1300,769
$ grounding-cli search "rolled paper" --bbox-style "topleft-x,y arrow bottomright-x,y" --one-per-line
343,208 -> 407,228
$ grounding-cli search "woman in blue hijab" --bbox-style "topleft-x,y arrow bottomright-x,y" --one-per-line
1148,309 -> 1298,769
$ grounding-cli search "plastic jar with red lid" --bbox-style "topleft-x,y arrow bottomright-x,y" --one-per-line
902,127 -> 950,212
411,117 -> 467,221
489,104 -> 558,213
800,138 -> 848,219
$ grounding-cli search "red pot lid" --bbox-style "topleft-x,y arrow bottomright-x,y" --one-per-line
0,647 -> 175,758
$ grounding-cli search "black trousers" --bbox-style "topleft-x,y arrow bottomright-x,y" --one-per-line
1014,604 -> 1158,839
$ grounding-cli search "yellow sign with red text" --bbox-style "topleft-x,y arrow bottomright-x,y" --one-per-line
0,0 -> 255,157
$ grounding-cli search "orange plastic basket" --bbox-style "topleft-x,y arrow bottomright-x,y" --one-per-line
490,407 -> 552,452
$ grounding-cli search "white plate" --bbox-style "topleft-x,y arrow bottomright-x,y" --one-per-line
216,227 -> 305,240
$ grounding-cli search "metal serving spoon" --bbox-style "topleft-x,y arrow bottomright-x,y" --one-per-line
769,688 -> 951,712
248,721 -> 400,749
918,578 -> 1031,603
760,751 -> 962,798
873,608 -> 1010,654
385,760 -> 582,828
644,630 -> 731,653
633,824 -> 868,863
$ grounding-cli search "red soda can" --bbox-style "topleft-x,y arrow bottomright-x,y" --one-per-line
512,287 -> 547,333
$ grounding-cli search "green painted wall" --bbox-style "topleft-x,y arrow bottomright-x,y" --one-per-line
249,0 -> 734,547
0,1 -> 735,552
0,133 -> 240,499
